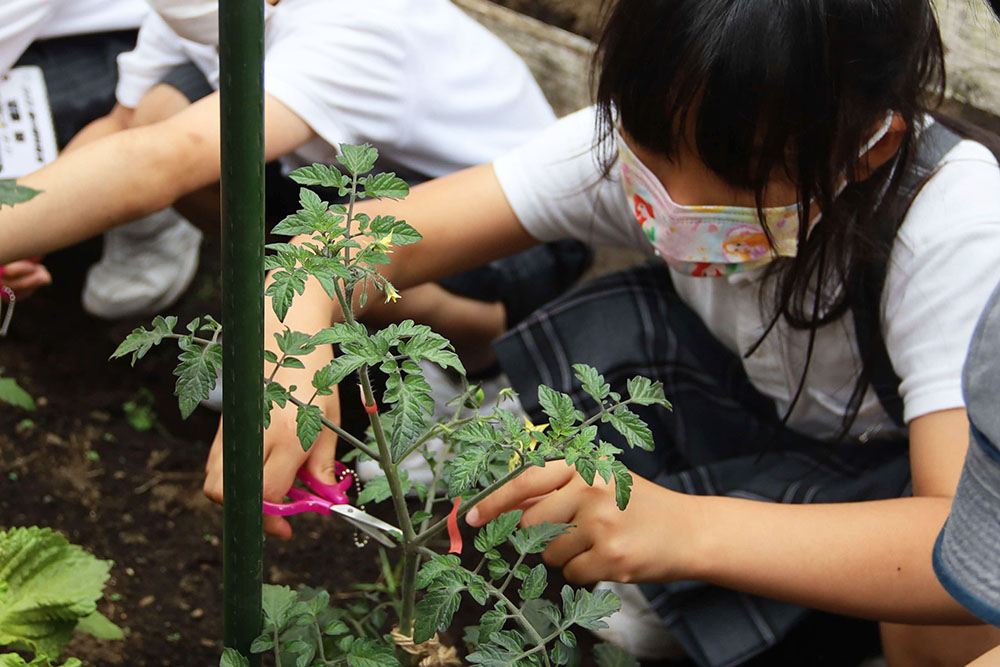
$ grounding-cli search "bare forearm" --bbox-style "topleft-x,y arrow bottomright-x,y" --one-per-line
0,124 -> 217,263
687,494 -> 977,624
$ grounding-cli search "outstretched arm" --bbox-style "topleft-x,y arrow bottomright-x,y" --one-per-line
0,90 -> 314,264
469,407 -> 982,625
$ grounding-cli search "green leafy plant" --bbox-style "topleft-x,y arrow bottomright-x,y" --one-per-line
0,181 -> 39,409
114,145 -> 669,665
0,527 -> 123,666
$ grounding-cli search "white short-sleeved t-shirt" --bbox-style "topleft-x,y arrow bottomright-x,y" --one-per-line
0,0 -> 147,73
494,107 -> 1000,441
116,0 -> 556,178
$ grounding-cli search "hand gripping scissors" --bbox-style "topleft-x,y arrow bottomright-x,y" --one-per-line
262,462 -> 401,547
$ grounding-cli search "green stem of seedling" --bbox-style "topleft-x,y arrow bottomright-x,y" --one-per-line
498,552 -> 527,596
413,466 -> 526,547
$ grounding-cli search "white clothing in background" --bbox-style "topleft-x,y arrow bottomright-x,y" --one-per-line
116,0 -> 557,178
0,0 -> 147,73
493,107 -> 1000,441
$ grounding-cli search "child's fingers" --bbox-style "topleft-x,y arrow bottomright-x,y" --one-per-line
466,461 -> 576,527
302,430 -> 340,484
1,260 -> 51,294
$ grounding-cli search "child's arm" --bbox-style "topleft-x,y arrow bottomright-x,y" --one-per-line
0,90 -> 314,265
202,163 -> 540,538
469,407 -> 980,624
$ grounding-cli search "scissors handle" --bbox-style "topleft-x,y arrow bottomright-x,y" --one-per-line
262,461 -> 354,516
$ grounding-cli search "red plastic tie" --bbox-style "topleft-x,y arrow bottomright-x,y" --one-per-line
359,385 -> 378,414
447,496 -> 463,555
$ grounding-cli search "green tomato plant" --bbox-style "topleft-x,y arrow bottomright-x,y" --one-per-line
114,145 -> 670,666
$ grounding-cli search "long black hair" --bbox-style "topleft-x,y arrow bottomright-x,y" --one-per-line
593,0 -> 946,437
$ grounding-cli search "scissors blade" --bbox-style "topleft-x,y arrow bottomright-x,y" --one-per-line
330,505 -> 402,548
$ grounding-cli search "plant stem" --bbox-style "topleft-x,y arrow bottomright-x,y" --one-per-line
313,620 -> 329,663
413,466 -> 525,547
482,579 -> 552,667
498,552 -> 527,596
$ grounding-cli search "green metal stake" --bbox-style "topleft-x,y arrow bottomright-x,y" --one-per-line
219,0 -> 265,663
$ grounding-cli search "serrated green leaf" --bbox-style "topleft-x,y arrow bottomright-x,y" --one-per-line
73,611 -> 122,640
612,461 -> 633,510
289,163 -> 350,188
173,338 -> 222,419
537,386 -> 581,433
551,638 -> 572,665
573,364 -> 611,404
322,354 -> 365,386
345,637 -> 398,667
0,527 -> 113,658
574,456 -> 597,486
1,654 -> 81,667
477,609 -> 506,643
518,564 -> 547,600
266,269 -> 307,322
219,648 -> 251,667
451,422 -> 501,444
295,404 -> 323,451
467,575 -> 489,605
560,585 -> 621,631
337,143 -> 378,176
626,376 -> 671,408
360,173 -> 409,200
356,474 -> 391,506
110,315 -> 178,365
606,406 -> 654,451
486,558 -> 509,580
412,573 -> 465,644
445,445 -> 495,497
261,585 -> 297,631
368,215 -> 423,247
0,181 -> 39,209
415,554 -> 462,590
474,510 -> 522,553
386,373 -> 434,461
0,376 -> 34,411
302,256 -> 351,300
249,634 -> 274,653
324,619 -> 349,635
508,523 -> 570,555
269,210 -> 318,236
274,330 -> 315,357
593,643 -> 639,667
310,322 -> 367,347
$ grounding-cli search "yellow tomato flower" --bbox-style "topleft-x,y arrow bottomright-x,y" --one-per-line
507,418 -> 549,471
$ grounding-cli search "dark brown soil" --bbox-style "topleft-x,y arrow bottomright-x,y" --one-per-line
0,239 -> 391,666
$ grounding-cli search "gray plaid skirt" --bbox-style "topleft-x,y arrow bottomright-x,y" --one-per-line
494,260 -> 910,667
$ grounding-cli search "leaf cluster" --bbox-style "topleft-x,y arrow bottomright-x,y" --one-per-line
0,527 -> 121,663
242,585 -> 397,667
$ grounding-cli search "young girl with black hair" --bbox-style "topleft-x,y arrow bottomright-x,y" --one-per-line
204,0 -> 1000,664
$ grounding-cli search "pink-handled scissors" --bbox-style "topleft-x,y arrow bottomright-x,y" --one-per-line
262,463 -> 401,547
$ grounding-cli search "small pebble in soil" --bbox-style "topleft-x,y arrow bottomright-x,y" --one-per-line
139,595 -> 155,607
190,608 -> 204,619
125,567 -> 135,576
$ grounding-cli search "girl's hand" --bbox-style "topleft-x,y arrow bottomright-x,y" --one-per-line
466,460 -> 698,585
1,260 -> 51,298
203,391 -> 340,541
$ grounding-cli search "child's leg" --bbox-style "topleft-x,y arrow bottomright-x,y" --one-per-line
881,623 -> 1000,667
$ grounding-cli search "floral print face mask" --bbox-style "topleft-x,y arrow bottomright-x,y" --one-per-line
616,113 -> 894,277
